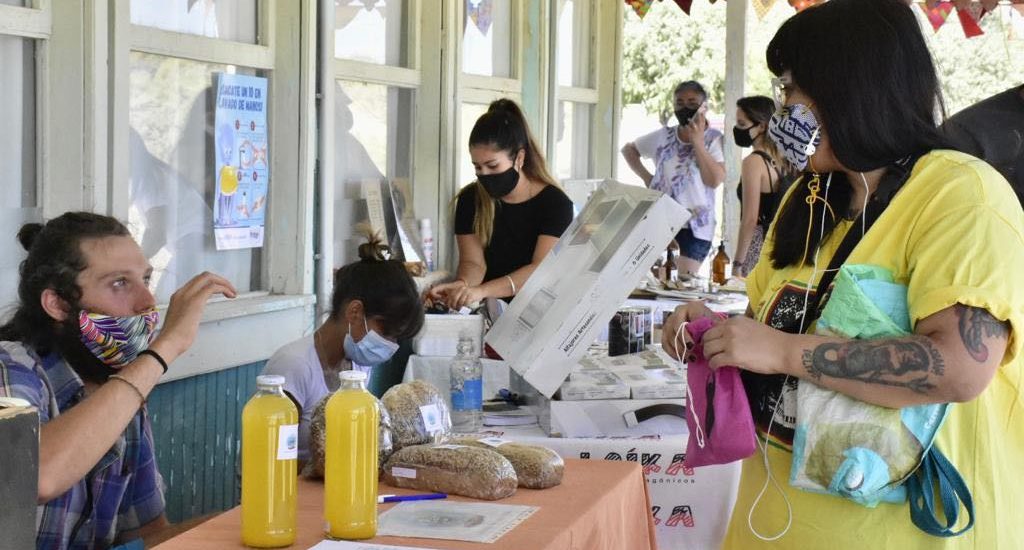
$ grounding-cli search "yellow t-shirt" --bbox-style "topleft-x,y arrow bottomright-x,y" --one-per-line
723,150 -> 1024,549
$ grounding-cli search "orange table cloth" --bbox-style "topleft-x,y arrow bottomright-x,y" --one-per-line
154,459 -> 658,550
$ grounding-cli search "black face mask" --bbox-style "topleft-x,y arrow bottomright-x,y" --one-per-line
674,106 -> 699,127
478,166 -> 519,198
733,125 -> 755,148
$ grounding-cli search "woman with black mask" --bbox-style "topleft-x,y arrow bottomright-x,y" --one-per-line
428,99 -> 572,310
733,95 -> 786,276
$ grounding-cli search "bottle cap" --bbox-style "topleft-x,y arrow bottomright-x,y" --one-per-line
339,370 -> 368,382
256,375 -> 285,386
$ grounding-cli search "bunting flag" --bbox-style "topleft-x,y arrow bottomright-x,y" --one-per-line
980,0 -> 998,10
626,0 -> 656,19
674,0 -> 695,13
956,2 -> 986,37
753,0 -> 778,20
919,1 -> 954,31
467,0 -> 494,35
788,0 -> 824,12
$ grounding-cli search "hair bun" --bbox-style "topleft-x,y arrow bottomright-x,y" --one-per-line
354,223 -> 389,262
16,223 -> 44,252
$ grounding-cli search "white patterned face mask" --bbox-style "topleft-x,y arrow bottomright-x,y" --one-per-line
767,104 -> 822,172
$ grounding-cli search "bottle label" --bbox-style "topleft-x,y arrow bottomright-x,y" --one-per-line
392,467 -> 417,479
419,404 -> 444,434
451,379 -> 483,411
277,424 -> 299,460
477,437 -> 509,448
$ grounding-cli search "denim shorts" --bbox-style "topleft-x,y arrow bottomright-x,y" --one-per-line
675,227 -> 712,261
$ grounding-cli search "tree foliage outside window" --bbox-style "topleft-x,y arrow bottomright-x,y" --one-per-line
623,1 -> 1024,122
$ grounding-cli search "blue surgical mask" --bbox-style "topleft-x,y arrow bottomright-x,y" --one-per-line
343,318 -> 399,366
767,103 -> 821,172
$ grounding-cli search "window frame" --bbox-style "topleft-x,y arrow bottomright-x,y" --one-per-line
549,0 -> 600,181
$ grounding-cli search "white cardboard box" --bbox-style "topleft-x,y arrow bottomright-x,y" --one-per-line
485,180 -> 690,397
411,314 -> 484,356
613,366 -> 687,400
558,369 -> 631,401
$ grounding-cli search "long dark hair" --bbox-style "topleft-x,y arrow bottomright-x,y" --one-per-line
0,212 -> 131,381
330,229 -> 424,341
458,98 -> 560,246
766,0 -> 950,268
737,95 -> 783,169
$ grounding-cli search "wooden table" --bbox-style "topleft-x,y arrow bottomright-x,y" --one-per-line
154,459 -> 658,550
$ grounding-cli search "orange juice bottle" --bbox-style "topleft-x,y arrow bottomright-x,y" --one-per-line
324,370 -> 379,540
241,375 -> 298,547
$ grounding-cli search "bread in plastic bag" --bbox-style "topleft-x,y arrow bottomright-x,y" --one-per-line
449,436 -> 564,489
381,380 -> 452,451
306,393 -> 393,479
381,444 -> 518,500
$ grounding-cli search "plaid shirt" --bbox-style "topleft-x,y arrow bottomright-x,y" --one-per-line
0,341 -> 165,550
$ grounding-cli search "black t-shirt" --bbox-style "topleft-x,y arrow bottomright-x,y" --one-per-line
454,184 -> 574,284
944,86 -> 1024,205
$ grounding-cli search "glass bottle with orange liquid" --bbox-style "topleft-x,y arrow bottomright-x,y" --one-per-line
324,370 -> 379,540
241,375 -> 298,547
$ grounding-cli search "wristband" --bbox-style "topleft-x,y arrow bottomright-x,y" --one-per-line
109,374 -> 146,404
138,349 -> 168,374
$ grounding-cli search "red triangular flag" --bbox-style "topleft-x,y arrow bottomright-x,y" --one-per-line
674,0 -> 694,14
919,1 -> 954,32
788,0 -> 824,12
957,4 -> 985,37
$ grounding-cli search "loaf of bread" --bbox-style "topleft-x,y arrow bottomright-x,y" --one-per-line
449,437 -> 564,489
381,444 -> 518,500
306,393 -> 394,479
381,380 -> 452,451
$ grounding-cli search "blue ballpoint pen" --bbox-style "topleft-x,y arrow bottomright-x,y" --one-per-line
378,493 -> 448,503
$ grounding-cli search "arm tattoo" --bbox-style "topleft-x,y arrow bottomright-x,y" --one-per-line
801,337 -> 945,395
955,304 -> 1009,363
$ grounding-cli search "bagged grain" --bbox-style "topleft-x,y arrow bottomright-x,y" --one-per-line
381,444 -> 517,500
306,393 -> 393,479
381,380 -> 452,450
448,436 -> 564,489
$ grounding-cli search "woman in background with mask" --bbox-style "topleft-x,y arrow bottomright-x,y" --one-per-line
428,99 -> 573,310
262,231 -> 423,463
662,0 -> 1024,547
0,212 -> 236,548
732,95 -> 785,277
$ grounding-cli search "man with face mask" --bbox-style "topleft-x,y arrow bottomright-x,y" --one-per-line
622,80 -> 727,275
0,212 -> 236,549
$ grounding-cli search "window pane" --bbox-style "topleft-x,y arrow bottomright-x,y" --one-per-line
334,80 -> 415,264
0,35 -> 37,310
130,0 -> 258,44
557,0 -> 591,88
0,35 -> 35,207
458,102 -> 490,189
462,0 -> 512,77
0,0 -> 28,6
334,0 -> 410,67
129,52 -> 262,303
555,101 -> 591,180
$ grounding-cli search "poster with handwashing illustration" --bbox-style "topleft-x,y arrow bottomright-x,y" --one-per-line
213,73 -> 268,250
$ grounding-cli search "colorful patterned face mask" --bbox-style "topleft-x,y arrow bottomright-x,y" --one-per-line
78,309 -> 159,369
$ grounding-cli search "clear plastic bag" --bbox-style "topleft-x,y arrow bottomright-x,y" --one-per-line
448,436 -> 564,489
381,444 -> 518,500
381,380 -> 452,451
306,393 -> 394,479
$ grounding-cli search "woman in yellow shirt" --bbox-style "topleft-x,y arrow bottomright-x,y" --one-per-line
663,0 -> 1024,547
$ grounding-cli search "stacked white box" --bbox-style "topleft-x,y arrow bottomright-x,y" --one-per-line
412,314 -> 484,356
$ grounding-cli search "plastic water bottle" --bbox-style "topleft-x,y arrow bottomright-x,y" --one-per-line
419,218 -> 434,272
450,336 -> 483,433
241,375 -> 298,547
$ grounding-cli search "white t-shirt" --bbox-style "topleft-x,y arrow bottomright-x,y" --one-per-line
261,335 -> 347,462
634,125 -> 725,242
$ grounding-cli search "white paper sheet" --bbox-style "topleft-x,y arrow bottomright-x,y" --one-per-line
307,541 -> 441,550
376,501 -> 538,543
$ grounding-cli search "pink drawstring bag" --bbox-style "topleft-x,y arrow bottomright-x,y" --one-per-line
679,315 -> 758,468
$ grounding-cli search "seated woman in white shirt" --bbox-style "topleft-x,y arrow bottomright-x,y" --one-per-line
261,233 -> 424,462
